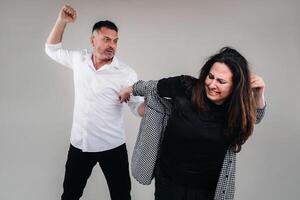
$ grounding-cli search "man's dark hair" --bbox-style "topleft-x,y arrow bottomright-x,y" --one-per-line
92,20 -> 118,33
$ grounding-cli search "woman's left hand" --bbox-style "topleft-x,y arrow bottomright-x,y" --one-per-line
251,74 -> 265,108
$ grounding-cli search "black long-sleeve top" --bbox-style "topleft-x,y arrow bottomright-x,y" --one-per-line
157,75 -> 230,190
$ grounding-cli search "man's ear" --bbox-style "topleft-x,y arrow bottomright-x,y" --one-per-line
90,35 -> 94,47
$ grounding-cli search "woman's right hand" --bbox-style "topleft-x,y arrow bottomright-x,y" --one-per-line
118,86 -> 133,103
251,74 -> 265,108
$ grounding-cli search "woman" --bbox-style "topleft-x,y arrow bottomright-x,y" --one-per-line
119,47 -> 266,200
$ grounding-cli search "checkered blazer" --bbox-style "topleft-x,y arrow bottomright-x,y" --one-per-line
131,80 -> 266,200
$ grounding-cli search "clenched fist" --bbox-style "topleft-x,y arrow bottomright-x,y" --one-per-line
251,74 -> 266,108
58,5 -> 77,23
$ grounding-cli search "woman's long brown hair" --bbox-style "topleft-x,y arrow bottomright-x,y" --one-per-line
192,47 -> 256,153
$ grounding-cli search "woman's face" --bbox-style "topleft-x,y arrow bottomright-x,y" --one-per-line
205,62 -> 233,105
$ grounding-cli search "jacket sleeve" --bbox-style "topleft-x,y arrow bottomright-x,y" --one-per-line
255,104 -> 266,124
132,80 -> 158,97
131,80 -> 172,185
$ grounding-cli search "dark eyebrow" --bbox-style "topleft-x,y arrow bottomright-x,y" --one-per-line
216,78 -> 227,83
103,36 -> 119,40
209,72 -> 228,83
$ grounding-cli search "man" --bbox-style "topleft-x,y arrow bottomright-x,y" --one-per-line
45,5 -> 144,200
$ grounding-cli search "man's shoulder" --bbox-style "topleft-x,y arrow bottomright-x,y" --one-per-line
45,43 -> 88,53
81,49 -> 90,58
117,59 -> 137,75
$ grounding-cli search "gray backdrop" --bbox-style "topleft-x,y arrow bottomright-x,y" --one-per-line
1,0 -> 299,199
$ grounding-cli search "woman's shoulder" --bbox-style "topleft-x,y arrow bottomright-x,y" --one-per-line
179,75 -> 197,94
159,75 -> 197,86
157,75 -> 198,98
180,75 -> 197,86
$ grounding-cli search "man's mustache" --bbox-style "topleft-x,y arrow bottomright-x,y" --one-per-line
105,48 -> 114,53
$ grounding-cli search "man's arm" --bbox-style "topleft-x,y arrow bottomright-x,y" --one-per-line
119,85 -> 144,116
45,5 -> 77,69
137,102 -> 145,117
46,5 -> 77,44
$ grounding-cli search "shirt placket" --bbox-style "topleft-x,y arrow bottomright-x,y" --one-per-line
81,70 -> 95,151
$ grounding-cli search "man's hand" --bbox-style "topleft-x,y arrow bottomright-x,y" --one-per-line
137,102 -> 145,117
46,5 -> 77,44
58,5 -> 77,24
119,86 -> 133,103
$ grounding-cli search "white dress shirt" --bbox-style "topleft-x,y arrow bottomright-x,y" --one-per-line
45,43 -> 142,152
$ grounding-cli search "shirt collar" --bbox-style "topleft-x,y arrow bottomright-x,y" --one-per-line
88,52 -> 121,71
110,56 -> 121,70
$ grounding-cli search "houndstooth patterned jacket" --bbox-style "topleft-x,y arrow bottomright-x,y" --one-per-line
131,80 -> 265,200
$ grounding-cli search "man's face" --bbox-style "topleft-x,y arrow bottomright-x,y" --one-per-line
91,27 -> 118,61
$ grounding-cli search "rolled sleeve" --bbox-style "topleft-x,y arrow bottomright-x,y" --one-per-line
45,43 -> 74,69
127,70 -> 143,116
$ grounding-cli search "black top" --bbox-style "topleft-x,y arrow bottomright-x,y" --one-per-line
157,75 -> 229,190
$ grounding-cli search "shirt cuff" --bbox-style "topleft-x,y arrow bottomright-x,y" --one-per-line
45,42 -> 62,50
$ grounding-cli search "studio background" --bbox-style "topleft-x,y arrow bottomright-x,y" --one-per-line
1,0 -> 299,199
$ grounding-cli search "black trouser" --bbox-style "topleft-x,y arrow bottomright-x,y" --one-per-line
61,144 -> 131,200
154,165 -> 214,200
